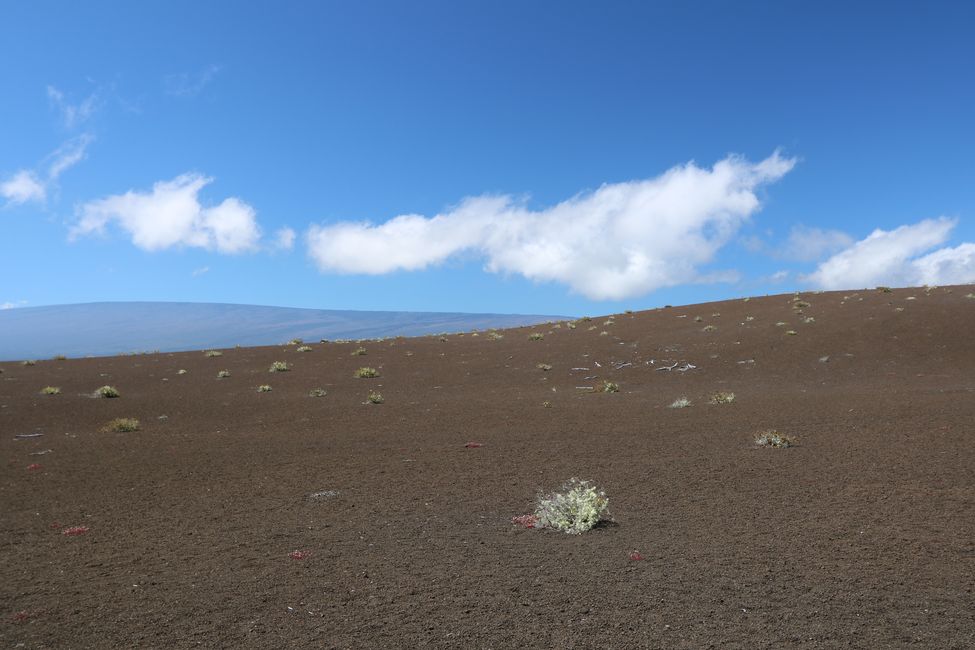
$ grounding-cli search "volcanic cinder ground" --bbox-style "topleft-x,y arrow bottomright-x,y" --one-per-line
2,286 -> 974,649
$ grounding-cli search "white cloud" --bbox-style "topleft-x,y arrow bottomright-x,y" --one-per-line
306,152 -> 796,300
1,170 -> 46,205
804,217 -> 975,289
191,266 -> 210,277
781,225 -> 854,262
273,227 -> 296,251
1,134 -> 93,207
1,300 -> 27,310
164,64 -> 222,97
47,85 -> 99,128
73,173 -> 262,254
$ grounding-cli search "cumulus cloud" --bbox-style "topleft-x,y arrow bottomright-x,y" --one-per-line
306,152 -> 796,300
781,225 -> 854,262
804,217 -> 975,289
273,227 -> 296,251
47,85 -> 99,128
72,173 -> 262,254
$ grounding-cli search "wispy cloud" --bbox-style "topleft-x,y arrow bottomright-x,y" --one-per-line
780,225 -> 854,262
0,171 -> 46,205
1,134 -> 93,206
72,173 -> 262,254
306,152 -> 796,300
804,217 -> 975,289
47,85 -> 100,128
1,300 -> 27,310
191,266 -> 210,277
164,64 -> 222,97
273,227 -> 296,251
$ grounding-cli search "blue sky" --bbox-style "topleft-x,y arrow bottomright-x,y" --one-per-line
2,1 -> 974,316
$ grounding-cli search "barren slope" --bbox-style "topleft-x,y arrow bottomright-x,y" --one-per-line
2,286 -> 974,648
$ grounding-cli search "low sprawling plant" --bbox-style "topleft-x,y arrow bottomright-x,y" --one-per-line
534,478 -> 610,535
755,430 -> 798,448
40,386 -> 61,395
669,396 -> 691,409
528,332 -> 544,341
204,350 -> 223,357
709,391 -> 735,404
94,385 -> 120,398
102,418 -> 140,433
269,361 -> 290,372
785,330 -> 798,336
354,367 -> 379,378
287,338 -> 303,345
602,380 -> 619,393
296,345 -> 313,352
702,324 -> 716,332
487,331 -> 504,340
366,391 -> 384,404
351,347 -> 367,356
536,363 -> 552,371
217,370 -> 231,378
53,354 -> 67,361
177,369 -> 187,375
257,384 -> 272,392
308,388 -> 327,397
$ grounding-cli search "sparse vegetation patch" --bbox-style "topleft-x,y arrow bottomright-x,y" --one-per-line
670,396 -> 691,408
296,345 -> 313,352
536,363 -> 552,371
755,430 -> 798,448
354,367 -> 379,378
102,418 -> 140,433
269,361 -> 290,372
366,391 -> 384,404
528,332 -> 544,341
204,350 -> 222,357
40,386 -> 61,395
351,347 -> 367,356
709,391 -> 735,404
217,370 -> 231,378
94,385 -> 120,398
533,478 -> 610,535
308,388 -> 327,397
602,380 -> 619,393
257,384 -> 272,392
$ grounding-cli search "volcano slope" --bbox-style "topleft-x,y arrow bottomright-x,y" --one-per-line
1,286 -> 973,649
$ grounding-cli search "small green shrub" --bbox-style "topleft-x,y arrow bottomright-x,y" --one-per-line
204,350 -> 223,357
257,384 -> 272,392
40,386 -> 61,395
785,330 -> 798,336
709,391 -> 735,404
286,338 -> 303,345
94,385 -> 120,398
702,324 -> 717,332
542,401 -> 553,408
102,418 -> 140,432
755,430 -> 798,448
528,332 -> 544,341
487,331 -> 504,340
354,367 -> 379,378
669,396 -> 691,409
877,286 -> 892,293
308,388 -> 327,397
296,345 -> 313,352
351,347 -> 367,356
534,478 -> 609,535
53,354 -> 67,361
366,391 -> 384,404
602,380 -> 619,393
269,361 -> 290,372
217,370 -> 231,378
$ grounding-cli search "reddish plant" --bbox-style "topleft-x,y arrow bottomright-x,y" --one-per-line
628,550 -> 644,561
288,550 -> 312,560
61,526 -> 89,536
511,514 -> 538,529
27,463 -> 42,471
464,441 -> 484,448
12,610 -> 30,623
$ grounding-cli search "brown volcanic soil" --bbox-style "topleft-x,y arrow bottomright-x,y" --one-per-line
2,286 -> 974,649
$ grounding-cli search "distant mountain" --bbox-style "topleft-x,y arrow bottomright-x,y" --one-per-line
0,302 -> 570,361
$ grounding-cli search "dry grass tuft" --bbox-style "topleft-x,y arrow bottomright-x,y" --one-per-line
102,418 -> 140,433
755,430 -> 799,448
